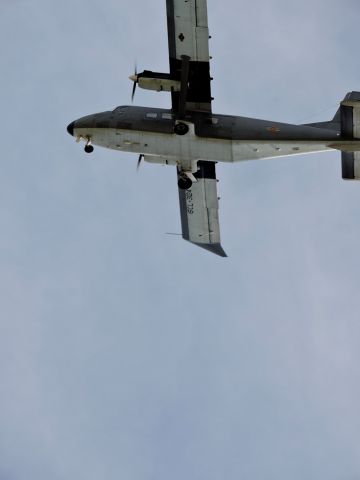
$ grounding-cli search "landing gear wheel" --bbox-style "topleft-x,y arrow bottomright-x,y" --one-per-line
84,145 -> 94,153
174,122 -> 189,136
178,176 -> 193,190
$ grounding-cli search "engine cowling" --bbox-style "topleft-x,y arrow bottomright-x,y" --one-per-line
129,70 -> 181,93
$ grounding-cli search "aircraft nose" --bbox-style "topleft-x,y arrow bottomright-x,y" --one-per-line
67,121 -> 75,136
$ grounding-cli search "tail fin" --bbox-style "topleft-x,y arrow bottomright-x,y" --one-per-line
331,106 -> 341,123
330,91 -> 360,124
305,92 -> 360,180
305,91 -> 360,129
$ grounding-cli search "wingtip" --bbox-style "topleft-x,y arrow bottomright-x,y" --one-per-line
193,242 -> 228,258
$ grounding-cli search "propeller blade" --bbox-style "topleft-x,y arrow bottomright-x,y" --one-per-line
137,154 -> 144,171
131,62 -> 138,102
131,81 -> 137,102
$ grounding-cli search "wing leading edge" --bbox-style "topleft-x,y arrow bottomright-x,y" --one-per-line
166,0 -> 213,113
177,161 -> 227,257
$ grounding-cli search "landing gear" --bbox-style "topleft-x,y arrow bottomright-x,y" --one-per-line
84,137 -> 94,153
84,145 -> 94,153
174,122 -> 189,136
178,175 -> 192,190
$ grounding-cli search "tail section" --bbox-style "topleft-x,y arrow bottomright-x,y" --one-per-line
339,91 -> 360,180
340,91 -> 360,138
314,92 -> 360,180
298,91 -> 360,180
330,92 -> 360,124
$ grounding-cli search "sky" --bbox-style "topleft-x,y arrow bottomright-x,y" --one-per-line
1,0 -> 360,479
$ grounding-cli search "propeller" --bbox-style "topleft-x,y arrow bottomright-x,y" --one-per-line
137,154 -> 144,172
129,64 -> 138,102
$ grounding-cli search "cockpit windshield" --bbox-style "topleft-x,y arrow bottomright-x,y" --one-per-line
113,106 -> 128,113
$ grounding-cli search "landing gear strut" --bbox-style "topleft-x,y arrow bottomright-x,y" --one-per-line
178,175 -> 192,190
84,137 -> 94,153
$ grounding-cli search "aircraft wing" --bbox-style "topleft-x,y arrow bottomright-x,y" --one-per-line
166,0 -> 213,113
177,161 -> 227,257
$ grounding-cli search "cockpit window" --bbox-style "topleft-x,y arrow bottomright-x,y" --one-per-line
113,106 -> 128,113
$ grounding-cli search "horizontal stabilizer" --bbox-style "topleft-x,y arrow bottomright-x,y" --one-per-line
342,151 -> 360,180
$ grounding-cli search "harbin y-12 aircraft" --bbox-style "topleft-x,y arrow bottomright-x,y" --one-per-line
67,0 -> 360,258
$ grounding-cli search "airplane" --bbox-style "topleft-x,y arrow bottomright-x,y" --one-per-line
67,0 -> 360,258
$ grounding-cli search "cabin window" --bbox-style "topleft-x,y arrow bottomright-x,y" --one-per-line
145,112 -> 158,119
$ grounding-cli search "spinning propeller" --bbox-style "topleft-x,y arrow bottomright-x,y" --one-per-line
137,154 -> 144,171
129,64 -> 138,102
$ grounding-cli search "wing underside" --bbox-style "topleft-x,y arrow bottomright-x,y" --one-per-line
168,1 -> 224,256
166,0 -> 212,113
177,161 -> 227,257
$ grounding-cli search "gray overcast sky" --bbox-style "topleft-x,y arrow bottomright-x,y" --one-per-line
1,1 -> 360,479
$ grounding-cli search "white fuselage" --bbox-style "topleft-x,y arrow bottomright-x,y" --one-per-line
76,123 -> 331,171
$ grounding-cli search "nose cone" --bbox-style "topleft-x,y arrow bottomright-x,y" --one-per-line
67,121 -> 75,136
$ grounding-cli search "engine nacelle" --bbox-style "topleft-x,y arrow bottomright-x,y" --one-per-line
130,70 -> 181,93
